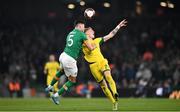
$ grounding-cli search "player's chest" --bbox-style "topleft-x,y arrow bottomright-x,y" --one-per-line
47,64 -> 57,69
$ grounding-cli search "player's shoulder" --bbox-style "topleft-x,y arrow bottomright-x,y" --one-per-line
79,30 -> 86,36
73,29 -> 86,37
94,37 -> 102,41
94,37 -> 104,45
45,62 -> 50,67
94,37 -> 103,42
46,62 -> 50,64
79,32 -> 87,40
55,61 -> 60,65
73,29 -> 83,34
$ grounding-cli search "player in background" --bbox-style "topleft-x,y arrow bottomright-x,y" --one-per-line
82,19 -> 127,110
45,20 -> 96,105
44,54 -> 60,92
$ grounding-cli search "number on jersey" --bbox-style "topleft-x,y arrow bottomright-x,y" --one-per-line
67,34 -> 74,46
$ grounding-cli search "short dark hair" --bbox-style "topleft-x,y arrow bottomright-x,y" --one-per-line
74,19 -> 86,27
84,27 -> 92,33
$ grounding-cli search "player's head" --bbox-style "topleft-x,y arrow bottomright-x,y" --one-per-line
49,54 -> 55,62
84,27 -> 95,39
74,19 -> 85,32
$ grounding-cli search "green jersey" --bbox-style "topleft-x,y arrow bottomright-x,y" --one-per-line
64,29 -> 87,60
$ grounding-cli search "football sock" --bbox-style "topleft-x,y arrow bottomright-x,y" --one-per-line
105,74 -> 117,95
50,71 -> 63,86
54,83 -> 59,92
58,81 -> 76,95
100,81 -> 115,104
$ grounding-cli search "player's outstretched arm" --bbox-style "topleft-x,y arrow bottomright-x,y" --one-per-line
103,19 -> 127,42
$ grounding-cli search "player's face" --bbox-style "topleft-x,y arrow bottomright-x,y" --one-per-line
77,23 -> 85,32
49,55 -> 55,62
87,28 -> 95,39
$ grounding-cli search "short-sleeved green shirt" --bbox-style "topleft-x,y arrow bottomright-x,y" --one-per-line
64,29 -> 87,60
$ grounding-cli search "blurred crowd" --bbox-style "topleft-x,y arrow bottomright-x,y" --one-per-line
0,16 -> 180,97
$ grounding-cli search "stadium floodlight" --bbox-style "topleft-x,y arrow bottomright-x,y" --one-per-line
103,2 -> 111,8
168,3 -> 174,8
160,2 -> 167,7
80,1 -> 85,6
67,4 -> 75,9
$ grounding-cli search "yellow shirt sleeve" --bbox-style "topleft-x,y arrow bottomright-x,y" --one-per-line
56,62 -> 60,70
44,63 -> 48,70
94,37 -> 104,45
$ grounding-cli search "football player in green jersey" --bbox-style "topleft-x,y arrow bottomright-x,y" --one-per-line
45,20 -> 96,104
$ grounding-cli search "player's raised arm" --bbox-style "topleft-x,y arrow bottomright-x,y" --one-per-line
103,19 -> 127,42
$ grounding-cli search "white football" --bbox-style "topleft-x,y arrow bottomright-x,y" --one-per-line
84,8 -> 95,19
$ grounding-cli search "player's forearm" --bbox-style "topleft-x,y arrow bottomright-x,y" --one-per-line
103,25 -> 120,42
111,25 -> 121,36
103,19 -> 127,42
103,34 -> 111,42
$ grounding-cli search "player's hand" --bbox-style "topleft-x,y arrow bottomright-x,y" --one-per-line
44,70 -> 47,75
118,19 -> 127,28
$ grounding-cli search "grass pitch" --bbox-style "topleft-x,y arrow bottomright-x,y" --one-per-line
0,98 -> 179,112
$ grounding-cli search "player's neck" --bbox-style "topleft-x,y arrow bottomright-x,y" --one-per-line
88,37 -> 93,40
87,35 -> 93,40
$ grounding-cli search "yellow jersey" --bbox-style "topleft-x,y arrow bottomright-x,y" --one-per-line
82,38 -> 105,63
44,61 -> 60,76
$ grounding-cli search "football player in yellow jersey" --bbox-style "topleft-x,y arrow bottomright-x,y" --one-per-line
44,54 -> 60,92
82,19 -> 127,110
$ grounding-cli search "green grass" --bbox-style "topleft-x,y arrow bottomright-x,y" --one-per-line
0,98 -> 179,112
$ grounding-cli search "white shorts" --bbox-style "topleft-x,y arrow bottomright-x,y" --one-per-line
59,52 -> 78,77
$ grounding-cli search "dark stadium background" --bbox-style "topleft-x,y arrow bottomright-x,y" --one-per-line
0,0 -> 180,98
